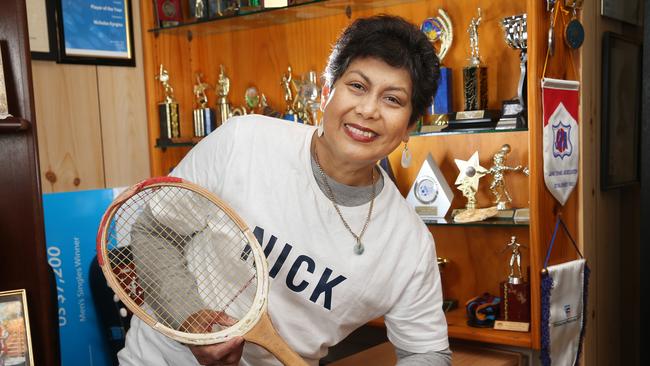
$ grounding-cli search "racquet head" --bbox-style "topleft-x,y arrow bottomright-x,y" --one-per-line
96,177 -> 269,345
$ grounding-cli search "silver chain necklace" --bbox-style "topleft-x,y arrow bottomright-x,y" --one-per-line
313,148 -> 376,255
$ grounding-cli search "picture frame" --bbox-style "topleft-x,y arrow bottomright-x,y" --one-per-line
0,289 -> 34,366
55,0 -> 135,66
600,32 -> 642,190
601,0 -> 643,26
26,0 -> 59,60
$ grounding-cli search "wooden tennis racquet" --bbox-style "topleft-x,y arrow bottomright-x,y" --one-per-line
96,177 -> 306,365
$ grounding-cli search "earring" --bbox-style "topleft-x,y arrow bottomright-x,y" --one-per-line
401,143 -> 412,168
317,122 -> 324,137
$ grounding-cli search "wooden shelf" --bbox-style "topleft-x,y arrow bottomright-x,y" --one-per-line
155,137 -> 203,149
368,308 -> 532,349
412,126 -> 528,137
149,0 -> 422,36
424,216 -> 529,227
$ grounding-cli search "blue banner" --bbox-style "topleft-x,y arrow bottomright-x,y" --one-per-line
43,188 -> 120,366
62,0 -> 130,57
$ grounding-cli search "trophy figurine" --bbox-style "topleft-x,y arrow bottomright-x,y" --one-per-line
192,73 -> 215,137
452,151 -> 498,223
215,65 -> 233,127
496,236 -> 530,329
499,14 -> 528,129
421,9 -> 453,130
486,144 -> 529,210
463,8 -> 487,111
190,0 -> 209,19
281,66 -> 298,122
155,64 -> 180,140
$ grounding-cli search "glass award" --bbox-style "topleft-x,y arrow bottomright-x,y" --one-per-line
406,153 -> 454,222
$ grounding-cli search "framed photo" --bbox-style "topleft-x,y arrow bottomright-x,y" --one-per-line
0,289 -> 34,366
600,32 -> 642,190
55,0 -> 135,66
26,0 -> 59,60
601,0 -> 643,26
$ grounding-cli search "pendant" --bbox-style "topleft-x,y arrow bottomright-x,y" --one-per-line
353,241 -> 364,255
564,18 -> 584,49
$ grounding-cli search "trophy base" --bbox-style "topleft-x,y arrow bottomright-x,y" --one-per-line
499,281 -> 530,323
444,109 -> 498,131
442,299 -> 458,313
193,108 -> 216,137
452,206 -> 499,223
158,102 -> 180,139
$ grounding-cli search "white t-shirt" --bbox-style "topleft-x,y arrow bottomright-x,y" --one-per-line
118,115 -> 448,365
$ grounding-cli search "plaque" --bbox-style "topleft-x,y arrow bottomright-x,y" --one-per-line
156,0 -> 182,27
0,49 -> 10,119
406,153 -> 454,221
155,64 -> 180,140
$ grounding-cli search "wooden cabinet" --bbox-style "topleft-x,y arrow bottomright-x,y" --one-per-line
138,0 -> 579,350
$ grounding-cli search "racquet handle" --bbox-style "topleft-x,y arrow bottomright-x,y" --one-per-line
244,312 -> 308,366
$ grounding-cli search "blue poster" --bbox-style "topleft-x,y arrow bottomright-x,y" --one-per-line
43,188 -> 122,366
61,0 -> 130,58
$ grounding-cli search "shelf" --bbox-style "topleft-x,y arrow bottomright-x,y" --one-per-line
155,137 -> 203,149
368,309 -> 532,349
148,0 -> 422,36
412,126 -> 528,137
424,217 -> 529,227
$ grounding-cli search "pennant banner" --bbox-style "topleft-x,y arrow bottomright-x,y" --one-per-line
541,78 -> 580,205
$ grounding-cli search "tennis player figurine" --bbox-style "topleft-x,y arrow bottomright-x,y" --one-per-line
111,15 -> 451,366
486,144 -> 529,210
503,236 -> 527,283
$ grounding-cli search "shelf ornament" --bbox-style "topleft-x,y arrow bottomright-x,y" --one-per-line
406,153 -> 454,221
155,64 -> 180,140
421,8 -> 453,128
192,73 -> 216,137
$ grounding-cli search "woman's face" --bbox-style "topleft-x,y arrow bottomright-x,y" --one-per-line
319,57 -> 413,167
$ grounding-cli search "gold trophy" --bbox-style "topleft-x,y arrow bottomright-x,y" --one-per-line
295,70 -> 320,125
495,236 -> 530,332
281,66 -> 297,122
464,8 -> 487,111
486,144 -> 529,210
155,64 -> 180,140
193,73 -> 215,137
215,65 -> 232,127
452,151 -> 498,223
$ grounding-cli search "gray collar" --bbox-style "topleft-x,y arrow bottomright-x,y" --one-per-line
310,154 -> 385,207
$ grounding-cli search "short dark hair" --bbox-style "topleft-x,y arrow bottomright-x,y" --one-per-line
324,15 -> 440,125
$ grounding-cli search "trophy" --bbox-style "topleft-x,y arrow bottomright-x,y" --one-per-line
192,73 -> 215,137
406,153 -> 454,222
215,65 -> 233,127
295,70 -> 320,125
494,236 -> 530,331
452,151 -> 498,223
155,64 -> 180,140
281,66 -> 299,122
463,8 -> 487,111
208,0 -> 239,17
420,9 -> 453,132
190,0 -> 209,19
446,8 -> 497,131
486,144 -> 529,211
239,0 -> 263,14
499,14 -> 528,129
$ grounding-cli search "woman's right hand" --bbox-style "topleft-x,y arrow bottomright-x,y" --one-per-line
181,310 -> 245,366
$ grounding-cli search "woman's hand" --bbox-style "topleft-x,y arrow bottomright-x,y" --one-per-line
181,310 -> 245,366
189,337 -> 244,366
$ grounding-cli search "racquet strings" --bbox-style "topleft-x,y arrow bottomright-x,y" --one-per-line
103,185 -> 258,334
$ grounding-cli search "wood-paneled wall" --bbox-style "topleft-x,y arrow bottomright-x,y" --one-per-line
32,0 -> 149,193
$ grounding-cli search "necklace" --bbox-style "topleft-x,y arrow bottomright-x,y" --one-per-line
313,148 -> 376,255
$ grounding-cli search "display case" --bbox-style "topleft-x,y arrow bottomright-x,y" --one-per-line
138,0 -> 580,350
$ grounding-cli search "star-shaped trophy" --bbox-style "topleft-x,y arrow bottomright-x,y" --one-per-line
453,151 -> 498,223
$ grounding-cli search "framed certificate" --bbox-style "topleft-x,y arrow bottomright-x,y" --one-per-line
55,0 -> 135,66
26,0 -> 59,60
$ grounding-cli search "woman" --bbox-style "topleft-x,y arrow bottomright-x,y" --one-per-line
119,15 -> 450,365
